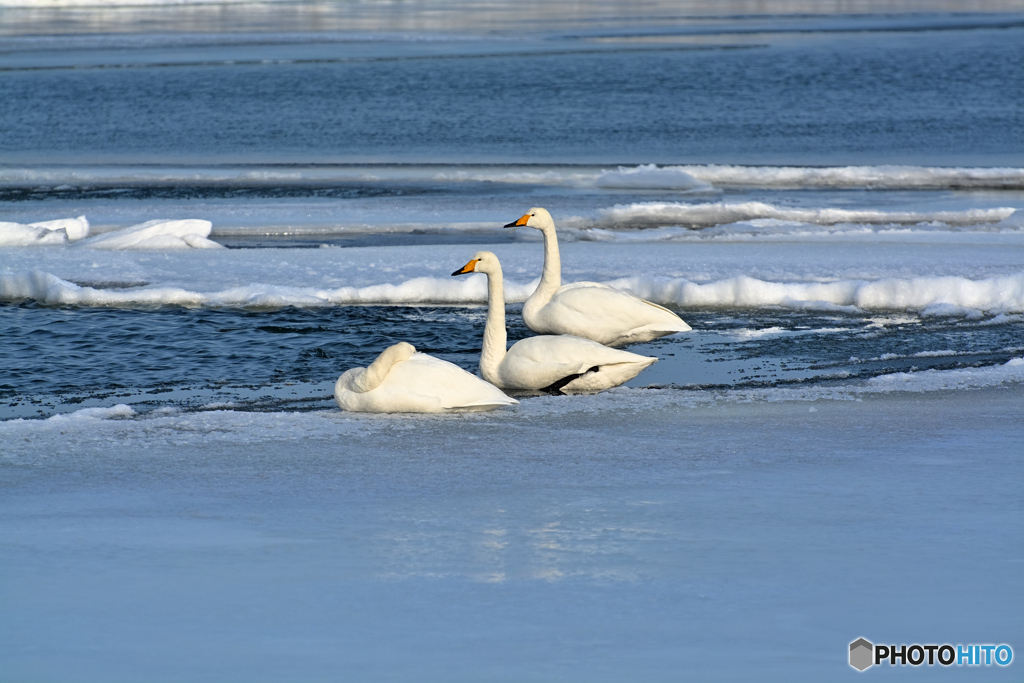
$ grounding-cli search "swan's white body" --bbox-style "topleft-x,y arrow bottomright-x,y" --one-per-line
453,252 -> 657,394
506,207 -> 691,347
334,342 -> 517,413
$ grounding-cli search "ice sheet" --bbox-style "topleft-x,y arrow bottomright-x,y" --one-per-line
4,163 -> 1023,190
2,384 -> 1021,682
596,201 -> 1017,228
594,164 -> 714,191
3,268 -> 1022,314
28,215 -> 90,241
675,164 -> 1024,189
79,219 -> 222,250
2,235 -> 1022,313
0,221 -> 69,246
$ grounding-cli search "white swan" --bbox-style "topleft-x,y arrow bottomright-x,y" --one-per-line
334,342 -> 517,413
452,252 -> 657,394
505,207 -> 691,346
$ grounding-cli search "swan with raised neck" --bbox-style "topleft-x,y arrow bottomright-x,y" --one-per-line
504,207 -> 692,346
453,251 -> 657,394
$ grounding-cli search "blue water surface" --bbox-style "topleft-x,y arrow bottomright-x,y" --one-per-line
1,26 -> 1022,165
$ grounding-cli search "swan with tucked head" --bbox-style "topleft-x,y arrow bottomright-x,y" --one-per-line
335,342 -> 517,413
453,251 -> 657,394
505,207 -> 691,346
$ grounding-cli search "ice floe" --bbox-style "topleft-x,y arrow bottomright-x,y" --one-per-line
996,209 -> 1024,229
0,222 -> 71,247
29,216 -> 91,241
608,273 -> 1024,314
864,357 -> 1024,393
81,219 -> 222,250
0,217 -> 220,250
45,404 -> 137,421
4,163 -> 1022,191
673,164 -> 1024,190
594,164 -> 714,192
595,201 -> 1018,229
0,269 -> 530,307
0,215 -> 89,246
2,268 -> 1021,314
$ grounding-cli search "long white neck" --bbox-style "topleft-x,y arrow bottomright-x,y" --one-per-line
528,224 -> 562,308
479,267 -> 507,384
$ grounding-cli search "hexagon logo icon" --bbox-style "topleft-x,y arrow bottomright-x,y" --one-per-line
850,638 -> 874,671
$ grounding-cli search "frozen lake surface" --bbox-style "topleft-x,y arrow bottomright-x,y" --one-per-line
2,383 -> 1022,681
2,2 -> 1023,680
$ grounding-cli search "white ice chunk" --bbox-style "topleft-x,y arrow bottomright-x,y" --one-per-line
28,215 -> 90,241
607,272 -> 1024,313
0,269 -> 534,308
2,267 -> 1022,314
0,164 -> 1021,192
182,233 -> 223,249
80,219 -> 223,250
672,164 -> 1024,190
0,222 -> 69,246
597,201 -> 1017,229
995,209 -> 1024,229
47,404 -> 136,421
865,357 -> 1024,392
595,164 -> 715,192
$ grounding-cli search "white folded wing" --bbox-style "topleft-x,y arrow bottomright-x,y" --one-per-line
526,281 -> 691,347
335,342 -> 517,413
496,334 -> 657,393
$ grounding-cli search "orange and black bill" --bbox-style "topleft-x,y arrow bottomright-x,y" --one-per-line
452,259 -> 479,276
503,214 -> 531,228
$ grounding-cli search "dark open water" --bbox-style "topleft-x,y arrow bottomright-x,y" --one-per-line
1,24 -> 1023,166
2,302 -> 1020,418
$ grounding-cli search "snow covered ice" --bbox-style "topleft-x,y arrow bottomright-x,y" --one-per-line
79,218 -> 222,250
2,380 -> 1022,681
2,228 -> 1022,314
0,215 -> 89,246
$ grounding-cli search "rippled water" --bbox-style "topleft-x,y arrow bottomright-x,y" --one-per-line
2,25 -> 1023,166
4,299 -> 1020,419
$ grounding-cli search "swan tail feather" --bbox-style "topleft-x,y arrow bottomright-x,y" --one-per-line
644,321 -> 692,334
639,298 -> 684,317
612,322 -> 691,346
